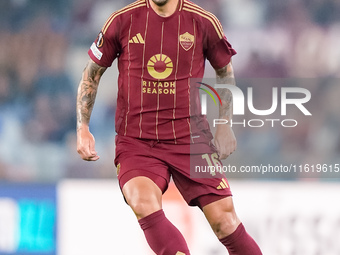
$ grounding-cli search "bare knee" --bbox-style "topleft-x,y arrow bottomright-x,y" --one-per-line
122,177 -> 162,219
209,212 -> 240,239
127,195 -> 161,219
203,197 -> 241,239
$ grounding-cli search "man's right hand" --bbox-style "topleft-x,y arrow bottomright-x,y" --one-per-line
77,127 -> 100,161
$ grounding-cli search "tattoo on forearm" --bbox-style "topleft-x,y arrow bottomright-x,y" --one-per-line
216,64 -> 235,119
76,60 -> 106,130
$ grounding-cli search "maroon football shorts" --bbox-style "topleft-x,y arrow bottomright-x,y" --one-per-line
114,135 -> 232,208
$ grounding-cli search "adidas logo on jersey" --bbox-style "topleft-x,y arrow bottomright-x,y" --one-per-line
129,33 -> 145,44
217,178 -> 229,190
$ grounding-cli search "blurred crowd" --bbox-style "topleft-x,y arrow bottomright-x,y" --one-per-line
0,0 -> 339,181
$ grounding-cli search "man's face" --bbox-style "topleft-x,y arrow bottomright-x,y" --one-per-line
151,0 -> 169,7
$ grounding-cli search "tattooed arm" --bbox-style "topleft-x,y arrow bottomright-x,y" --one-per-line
214,61 -> 237,160
76,59 -> 107,161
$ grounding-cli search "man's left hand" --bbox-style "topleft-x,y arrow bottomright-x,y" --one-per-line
214,124 -> 237,160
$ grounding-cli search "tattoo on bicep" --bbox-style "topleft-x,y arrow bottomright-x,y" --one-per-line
77,61 -> 106,129
216,63 -> 235,119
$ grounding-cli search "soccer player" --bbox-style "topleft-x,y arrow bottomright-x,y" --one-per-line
76,0 -> 262,254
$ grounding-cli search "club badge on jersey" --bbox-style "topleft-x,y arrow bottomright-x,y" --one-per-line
179,32 -> 194,51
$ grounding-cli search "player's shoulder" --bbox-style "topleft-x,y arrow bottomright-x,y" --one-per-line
181,0 -> 224,39
117,0 -> 147,15
102,0 -> 147,33
181,0 -> 219,22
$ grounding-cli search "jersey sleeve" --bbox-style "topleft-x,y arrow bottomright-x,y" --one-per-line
203,16 -> 236,70
88,14 -> 121,67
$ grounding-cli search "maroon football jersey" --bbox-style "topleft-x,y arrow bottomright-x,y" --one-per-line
89,0 -> 236,144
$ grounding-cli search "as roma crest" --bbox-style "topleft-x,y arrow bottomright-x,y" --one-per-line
179,32 -> 195,51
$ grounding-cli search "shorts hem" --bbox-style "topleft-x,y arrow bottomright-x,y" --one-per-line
191,192 -> 233,209
118,169 -> 169,194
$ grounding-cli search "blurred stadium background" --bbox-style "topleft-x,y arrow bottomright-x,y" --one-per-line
0,0 -> 339,254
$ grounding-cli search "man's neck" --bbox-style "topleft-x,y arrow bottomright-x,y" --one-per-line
149,0 -> 179,17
